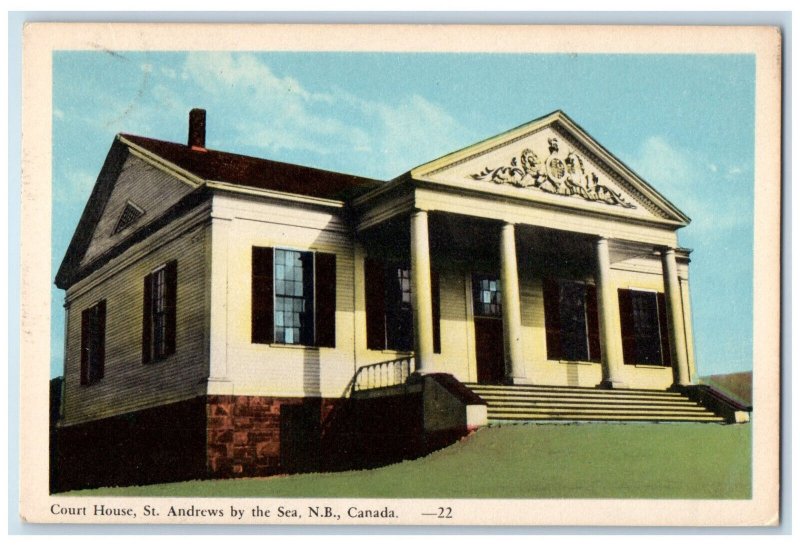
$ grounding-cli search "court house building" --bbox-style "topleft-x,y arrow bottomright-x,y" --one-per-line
53,109 -> 747,489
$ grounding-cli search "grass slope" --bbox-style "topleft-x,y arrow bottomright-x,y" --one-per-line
702,372 -> 753,406
70,422 -> 751,499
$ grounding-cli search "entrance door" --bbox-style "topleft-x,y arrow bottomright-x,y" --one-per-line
472,275 -> 505,384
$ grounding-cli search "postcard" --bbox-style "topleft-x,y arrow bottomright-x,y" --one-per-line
19,22 -> 781,526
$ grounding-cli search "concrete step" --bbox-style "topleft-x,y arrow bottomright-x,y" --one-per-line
473,393 -> 697,404
464,382 -> 726,423
471,389 -> 685,400
482,401 -> 710,411
488,413 -> 726,423
488,406 -> 719,417
464,383 -> 683,396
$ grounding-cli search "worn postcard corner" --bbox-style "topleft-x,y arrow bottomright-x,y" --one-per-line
19,22 -> 781,527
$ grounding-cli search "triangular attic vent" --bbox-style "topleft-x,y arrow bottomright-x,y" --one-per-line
113,201 -> 145,234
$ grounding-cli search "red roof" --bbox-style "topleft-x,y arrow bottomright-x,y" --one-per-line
121,134 -> 382,200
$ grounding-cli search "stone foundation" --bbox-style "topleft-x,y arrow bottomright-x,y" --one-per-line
54,386 -> 475,491
206,395 -> 341,477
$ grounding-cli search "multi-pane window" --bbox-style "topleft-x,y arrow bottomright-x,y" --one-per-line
80,300 -> 106,385
151,267 -> 168,359
251,247 -> 337,348
543,279 -> 601,363
618,289 -> 671,366
473,276 -> 502,317
364,258 -> 440,353
386,266 -> 413,352
143,261 -> 177,363
274,249 -> 315,346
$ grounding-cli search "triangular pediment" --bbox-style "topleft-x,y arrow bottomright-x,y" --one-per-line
410,111 -> 689,225
56,137 -> 202,288
79,151 -> 197,268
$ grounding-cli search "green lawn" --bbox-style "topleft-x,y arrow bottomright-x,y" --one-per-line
68,422 -> 751,499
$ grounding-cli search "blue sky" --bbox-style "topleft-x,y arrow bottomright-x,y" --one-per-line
51,51 -> 755,378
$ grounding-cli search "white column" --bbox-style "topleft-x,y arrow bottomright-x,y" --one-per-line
500,222 -> 528,384
662,248 -> 691,387
410,210 -> 435,374
595,237 -> 626,388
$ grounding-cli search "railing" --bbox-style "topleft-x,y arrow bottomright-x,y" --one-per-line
352,356 -> 416,393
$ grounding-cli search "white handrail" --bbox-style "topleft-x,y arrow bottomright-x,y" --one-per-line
352,356 -> 415,392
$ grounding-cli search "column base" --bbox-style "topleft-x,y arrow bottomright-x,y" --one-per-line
598,379 -> 628,390
507,376 -> 533,385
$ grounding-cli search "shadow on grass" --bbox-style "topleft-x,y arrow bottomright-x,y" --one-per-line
64,422 -> 751,499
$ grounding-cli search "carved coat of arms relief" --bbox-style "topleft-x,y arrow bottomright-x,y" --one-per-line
469,137 -> 635,209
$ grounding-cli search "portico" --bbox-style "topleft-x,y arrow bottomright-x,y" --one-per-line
352,110 -> 696,391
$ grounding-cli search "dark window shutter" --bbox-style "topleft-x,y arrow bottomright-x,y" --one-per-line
618,288 -> 636,365
365,258 -> 386,350
586,284 -> 601,363
315,252 -> 337,348
252,247 -> 274,344
164,260 -> 177,356
542,279 -> 562,360
431,269 -> 441,354
142,272 -> 153,363
657,292 -> 673,367
80,307 -> 90,384
96,300 -> 106,380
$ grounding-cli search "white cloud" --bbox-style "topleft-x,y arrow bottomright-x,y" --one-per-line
627,136 -> 751,237
175,52 -> 470,178
57,52 -> 474,182
727,166 -> 743,177
53,108 -> 65,120
361,94 -> 472,177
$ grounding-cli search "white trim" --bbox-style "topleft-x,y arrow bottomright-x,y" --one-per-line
206,180 -> 345,209
122,140 -> 203,188
64,204 -> 211,303
412,178 -> 686,230
408,111 -> 690,225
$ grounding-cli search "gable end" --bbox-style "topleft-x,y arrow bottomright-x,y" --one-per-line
55,140 -> 130,289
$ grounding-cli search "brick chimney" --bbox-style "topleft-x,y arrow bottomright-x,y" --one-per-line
188,108 -> 206,151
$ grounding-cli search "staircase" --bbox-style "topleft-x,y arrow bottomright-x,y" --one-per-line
464,383 -> 725,423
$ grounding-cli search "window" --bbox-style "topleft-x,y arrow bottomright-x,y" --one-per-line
386,266 -> 413,351
473,275 -> 502,317
365,258 -> 441,353
274,249 -> 315,345
251,247 -> 336,347
80,300 -> 106,385
543,279 -> 601,362
142,261 -> 177,363
618,289 -> 672,366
